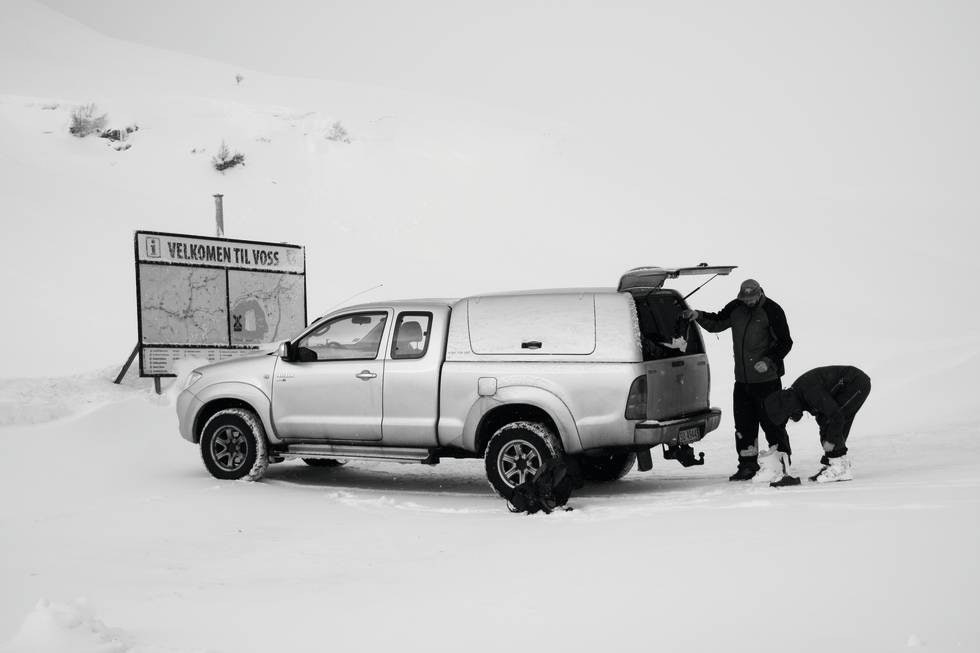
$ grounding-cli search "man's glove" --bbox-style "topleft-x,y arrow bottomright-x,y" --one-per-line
754,360 -> 770,373
680,309 -> 699,321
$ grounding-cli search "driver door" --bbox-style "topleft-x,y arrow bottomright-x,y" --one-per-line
271,310 -> 390,441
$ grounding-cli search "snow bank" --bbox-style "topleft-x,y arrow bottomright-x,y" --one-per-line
1,598 -> 206,653
4,598 -> 130,653
0,367 -> 161,427
0,355 -> 227,428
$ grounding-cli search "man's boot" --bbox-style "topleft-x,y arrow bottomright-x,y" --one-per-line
813,456 -> 853,483
729,458 -> 759,481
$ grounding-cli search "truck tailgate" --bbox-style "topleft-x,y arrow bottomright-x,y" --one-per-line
645,353 -> 710,420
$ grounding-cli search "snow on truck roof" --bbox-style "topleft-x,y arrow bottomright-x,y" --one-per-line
466,286 -> 622,297
326,288 -> 634,315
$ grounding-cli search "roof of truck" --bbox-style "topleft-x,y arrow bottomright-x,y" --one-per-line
315,287 -> 657,320
466,286 -> 621,298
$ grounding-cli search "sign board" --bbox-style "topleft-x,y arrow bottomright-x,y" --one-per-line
134,231 -> 307,376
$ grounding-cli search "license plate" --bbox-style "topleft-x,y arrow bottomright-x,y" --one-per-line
678,426 -> 701,444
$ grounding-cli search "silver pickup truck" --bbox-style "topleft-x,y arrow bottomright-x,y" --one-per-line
176,265 -> 733,496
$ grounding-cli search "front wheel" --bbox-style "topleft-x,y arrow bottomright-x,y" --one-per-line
577,452 -> 636,482
200,408 -> 269,481
484,421 -> 563,498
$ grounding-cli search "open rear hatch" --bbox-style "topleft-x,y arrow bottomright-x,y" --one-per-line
620,264 -> 735,422
618,264 -> 736,293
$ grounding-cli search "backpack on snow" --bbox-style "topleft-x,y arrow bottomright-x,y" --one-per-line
507,455 -> 584,514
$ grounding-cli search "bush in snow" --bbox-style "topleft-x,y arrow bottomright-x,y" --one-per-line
212,140 -> 246,172
326,121 -> 351,143
235,73 -> 244,85
68,103 -> 108,137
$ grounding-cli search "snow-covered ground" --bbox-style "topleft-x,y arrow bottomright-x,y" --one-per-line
1,375 -> 978,652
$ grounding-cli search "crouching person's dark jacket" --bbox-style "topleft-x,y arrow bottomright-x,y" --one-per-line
775,365 -> 872,444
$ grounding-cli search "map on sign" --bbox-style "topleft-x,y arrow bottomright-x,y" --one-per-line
228,271 -> 306,345
139,266 -> 228,345
134,231 -> 306,376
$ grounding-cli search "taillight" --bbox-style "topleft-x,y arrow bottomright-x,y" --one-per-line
625,375 -> 647,420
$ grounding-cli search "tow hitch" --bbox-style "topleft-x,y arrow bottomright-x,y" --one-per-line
662,443 -> 705,467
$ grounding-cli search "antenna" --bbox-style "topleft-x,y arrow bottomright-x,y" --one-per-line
321,283 -> 384,315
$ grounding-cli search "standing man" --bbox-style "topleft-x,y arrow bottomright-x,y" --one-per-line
764,366 -> 872,483
682,279 -> 794,482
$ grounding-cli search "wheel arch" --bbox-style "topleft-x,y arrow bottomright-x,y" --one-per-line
470,387 -> 583,456
190,382 -> 275,444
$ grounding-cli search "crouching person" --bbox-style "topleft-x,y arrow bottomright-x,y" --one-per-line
764,366 -> 872,483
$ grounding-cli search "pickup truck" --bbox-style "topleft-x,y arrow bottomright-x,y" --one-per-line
176,265 -> 733,496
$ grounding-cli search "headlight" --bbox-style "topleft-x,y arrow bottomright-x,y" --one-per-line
184,371 -> 203,391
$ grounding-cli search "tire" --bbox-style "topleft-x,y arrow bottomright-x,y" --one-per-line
200,408 -> 269,481
577,452 -> 636,482
484,421 -> 563,498
302,458 -> 347,468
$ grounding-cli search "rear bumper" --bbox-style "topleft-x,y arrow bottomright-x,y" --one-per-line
634,408 -> 722,446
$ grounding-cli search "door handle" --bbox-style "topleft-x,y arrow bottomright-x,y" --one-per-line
276,375 -> 295,381
356,370 -> 378,381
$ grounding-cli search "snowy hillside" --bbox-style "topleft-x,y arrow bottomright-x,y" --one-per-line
2,0 -> 978,411
2,1 -> 979,651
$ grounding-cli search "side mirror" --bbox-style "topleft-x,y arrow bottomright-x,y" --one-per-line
277,341 -> 292,361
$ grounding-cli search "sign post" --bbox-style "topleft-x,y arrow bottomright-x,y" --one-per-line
131,230 -> 307,378
214,194 -> 224,237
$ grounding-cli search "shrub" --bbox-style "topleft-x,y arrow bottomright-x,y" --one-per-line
69,103 -> 108,137
326,121 -> 350,143
235,73 -> 244,85
212,140 -> 246,172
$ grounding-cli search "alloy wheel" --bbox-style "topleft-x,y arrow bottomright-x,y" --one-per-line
497,439 -> 543,487
210,425 -> 249,472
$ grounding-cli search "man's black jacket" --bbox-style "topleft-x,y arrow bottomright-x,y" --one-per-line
696,295 -> 792,384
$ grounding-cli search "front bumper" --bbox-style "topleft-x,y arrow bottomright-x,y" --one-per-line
634,408 -> 722,446
176,389 -> 204,443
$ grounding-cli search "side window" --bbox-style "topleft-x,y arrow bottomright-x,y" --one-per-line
391,313 -> 432,360
296,312 -> 388,361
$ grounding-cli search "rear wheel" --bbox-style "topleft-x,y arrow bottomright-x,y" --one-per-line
484,421 -> 562,498
577,452 -> 636,482
302,458 -> 347,468
200,408 -> 269,481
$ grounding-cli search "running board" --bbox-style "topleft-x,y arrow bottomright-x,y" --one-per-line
281,443 -> 438,464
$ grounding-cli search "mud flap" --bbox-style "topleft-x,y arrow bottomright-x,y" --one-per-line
637,447 -> 653,472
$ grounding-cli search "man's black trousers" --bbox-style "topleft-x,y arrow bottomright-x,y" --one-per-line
733,379 -> 791,464
818,370 -> 872,458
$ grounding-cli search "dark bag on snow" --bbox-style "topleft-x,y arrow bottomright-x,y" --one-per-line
507,455 -> 584,514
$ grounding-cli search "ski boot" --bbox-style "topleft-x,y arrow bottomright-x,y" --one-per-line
755,447 -> 801,487
812,456 -> 853,483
